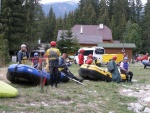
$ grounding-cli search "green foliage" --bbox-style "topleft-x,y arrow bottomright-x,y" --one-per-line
0,34 -> 10,67
97,0 -> 110,26
110,0 -> 129,40
124,22 -> 142,53
141,1 -> 150,53
1,0 -> 25,51
0,0 -> 149,61
57,30 -> 80,54
41,7 -> 56,43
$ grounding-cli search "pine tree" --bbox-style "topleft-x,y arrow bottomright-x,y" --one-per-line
1,0 -> 26,51
141,1 -> 150,53
57,30 -> 80,54
23,0 -> 42,51
53,17 -> 63,42
0,22 -> 9,67
41,7 -> 56,43
107,0 -> 115,20
82,1 -> 97,24
110,0 -> 130,40
97,0 -> 110,26
124,22 -> 142,53
65,11 -> 75,29
130,0 -> 143,23
47,7 -> 56,40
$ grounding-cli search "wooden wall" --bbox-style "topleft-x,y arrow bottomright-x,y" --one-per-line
105,48 -> 133,61
80,44 -> 97,47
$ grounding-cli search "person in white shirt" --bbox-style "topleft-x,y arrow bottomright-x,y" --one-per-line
120,57 -> 133,82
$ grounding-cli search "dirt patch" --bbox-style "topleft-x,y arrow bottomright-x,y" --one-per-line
0,67 -> 8,82
119,84 -> 150,113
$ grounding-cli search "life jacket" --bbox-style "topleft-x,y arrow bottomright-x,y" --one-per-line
32,58 -> 39,68
78,53 -> 84,65
123,62 -> 128,70
18,50 -> 28,64
47,48 -> 60,60
58,57 -> 67,71
85,59 -> 93,65
20,51 -> 28,60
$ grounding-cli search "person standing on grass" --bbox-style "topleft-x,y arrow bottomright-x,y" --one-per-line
120,57 -> 133,82
45,41 -> 61,88
58,53 -> 83,83
107,56 -> 122,83
78,49 -> 84,66
17,44 -> 29,64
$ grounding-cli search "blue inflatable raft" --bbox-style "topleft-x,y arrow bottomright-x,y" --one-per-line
7,64 -> 69,85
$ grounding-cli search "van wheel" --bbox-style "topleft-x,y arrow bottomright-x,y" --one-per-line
74,60 -> 77,64
96,63 -> 101,67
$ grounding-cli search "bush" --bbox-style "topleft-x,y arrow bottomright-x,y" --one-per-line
0,34 -> 10,67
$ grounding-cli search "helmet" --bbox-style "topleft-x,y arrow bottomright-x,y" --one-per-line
50,41 -> 56,47
79,49 -> 84,53
112,56 -> 117,60
21,44 -> 26,48
89,54 -> 93,58
124,57 -> 128,60
34,52 -> 38,56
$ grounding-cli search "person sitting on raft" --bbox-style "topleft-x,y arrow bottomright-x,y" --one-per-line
120,57 -> 133,82
107,56 -> 122,83
85,54 -> 95,65
58,53 -> 83,83
31,52 -> 42,70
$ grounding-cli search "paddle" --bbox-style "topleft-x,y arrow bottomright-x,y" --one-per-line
62,72 -> 84,85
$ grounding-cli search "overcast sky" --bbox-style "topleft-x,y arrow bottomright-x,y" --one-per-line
40,0 -> 79,4
40,0 -> 147,4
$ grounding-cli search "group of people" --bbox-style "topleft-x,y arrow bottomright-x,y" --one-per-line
77,48 -> 133,83
107,56 -> 133,83
17,41 -> 83,88
17,42 -> 135,85
77,49 -> 96,66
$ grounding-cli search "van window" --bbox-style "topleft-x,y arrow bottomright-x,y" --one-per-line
95,48 -> 104,54
83,50 -> 93,56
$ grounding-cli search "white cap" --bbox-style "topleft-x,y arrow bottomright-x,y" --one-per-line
21,44 -> 26,48
124,57 -> 128,60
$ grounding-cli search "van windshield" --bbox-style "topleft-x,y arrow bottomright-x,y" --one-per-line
95,48 -> 104,54
83,50 -> 93,56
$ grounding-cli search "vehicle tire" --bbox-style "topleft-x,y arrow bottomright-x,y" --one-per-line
96,63 -> 101,67
74,60 -> 77,64
6,71 -> 16,83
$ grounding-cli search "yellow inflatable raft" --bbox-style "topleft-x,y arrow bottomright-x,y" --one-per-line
0,81 -> 18,98
78,64 -> 126,82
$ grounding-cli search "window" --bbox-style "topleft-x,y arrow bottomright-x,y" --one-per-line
95,48 -> 104,54
83,50 -> 93,56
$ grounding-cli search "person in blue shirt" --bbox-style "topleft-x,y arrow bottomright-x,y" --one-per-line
58,53 -> 83,83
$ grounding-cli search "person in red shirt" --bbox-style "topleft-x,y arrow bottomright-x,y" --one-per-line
31,52 -> 42,70
78,49 -> 84,66
136,52 -> 149,61
85,54 -> 93,65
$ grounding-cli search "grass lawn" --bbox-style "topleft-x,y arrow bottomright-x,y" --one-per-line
0,62 -> 150,113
